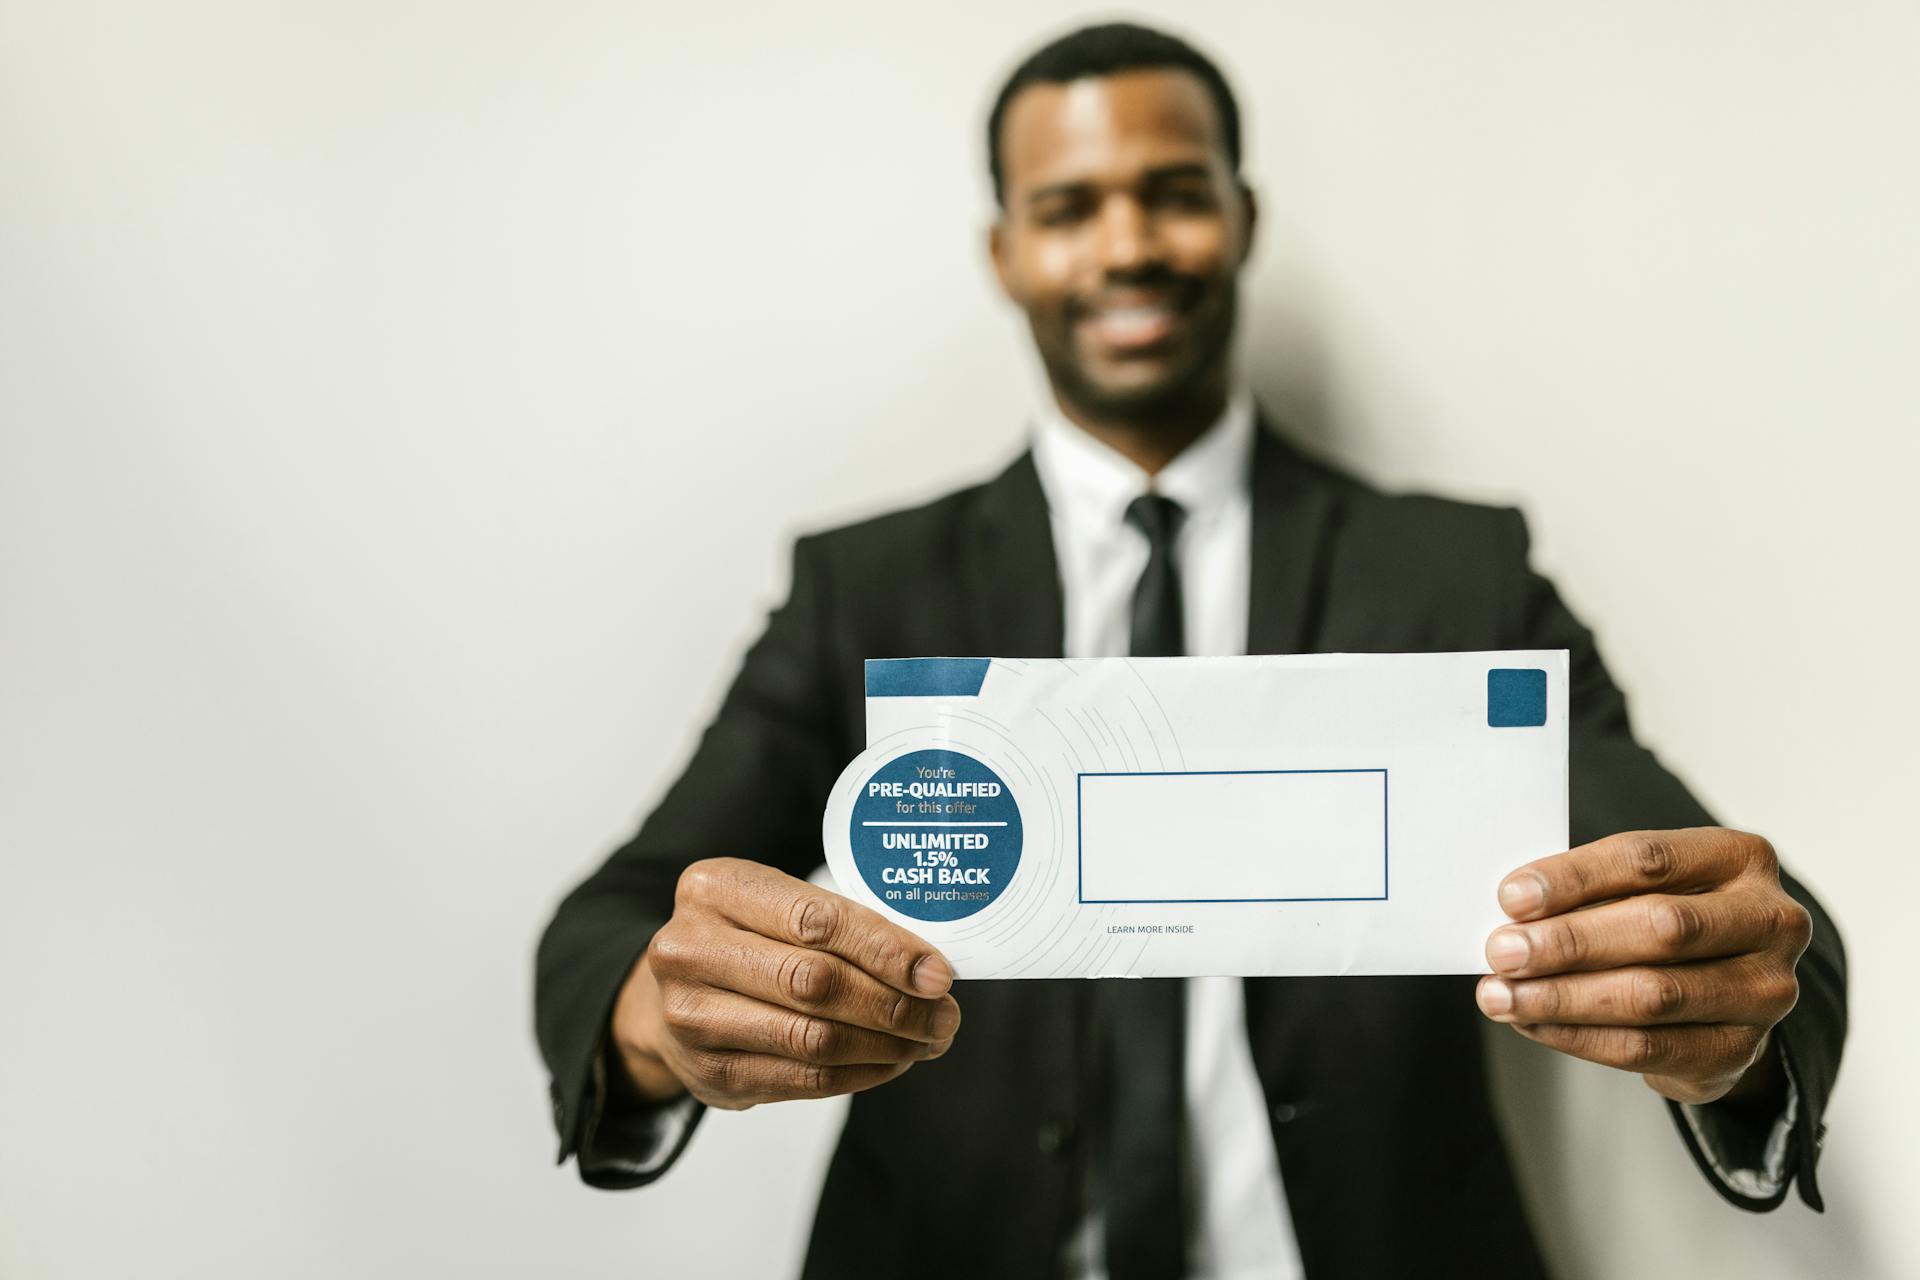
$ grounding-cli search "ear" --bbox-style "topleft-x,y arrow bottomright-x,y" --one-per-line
987,215 -> 1020,303
1234,181 -> 1259,268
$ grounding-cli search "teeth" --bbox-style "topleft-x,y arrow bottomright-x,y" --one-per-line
1086,304 -> 1175,345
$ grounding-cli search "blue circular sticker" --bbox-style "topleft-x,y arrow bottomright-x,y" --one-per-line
849,748 -> 1022,921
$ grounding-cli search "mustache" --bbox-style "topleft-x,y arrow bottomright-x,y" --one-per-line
1065,266 -> 1207,318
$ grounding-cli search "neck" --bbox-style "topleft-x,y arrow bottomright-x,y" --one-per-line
1050,379 -> 1231,477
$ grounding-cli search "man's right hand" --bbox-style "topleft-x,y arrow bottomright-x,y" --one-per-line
609,857 -> 961,1110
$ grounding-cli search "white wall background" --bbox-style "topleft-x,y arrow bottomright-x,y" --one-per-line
3,1 -> 1915,1276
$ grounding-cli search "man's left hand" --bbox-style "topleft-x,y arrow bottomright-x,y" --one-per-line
1478,828 -> 1812,1105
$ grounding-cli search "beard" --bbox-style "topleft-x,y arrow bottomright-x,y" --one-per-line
1037,277 -> 1237,425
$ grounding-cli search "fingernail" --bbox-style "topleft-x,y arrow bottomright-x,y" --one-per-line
931,1000 -> 961,1039
1499,874 -> 1545,918
1477,978 -> 1513,1018
1487,929 -> 1530,973
912,955 -> 953,996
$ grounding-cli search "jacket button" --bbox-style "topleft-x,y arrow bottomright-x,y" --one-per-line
1271,1102 -> 1298,1124
1037,1117 -> 1075,1156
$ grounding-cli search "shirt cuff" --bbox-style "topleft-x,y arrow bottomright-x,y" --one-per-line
1677,1044 -> 1800,1202
577,1040 -> 702,1181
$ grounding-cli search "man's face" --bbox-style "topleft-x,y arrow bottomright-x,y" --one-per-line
990,68 -> 1254,421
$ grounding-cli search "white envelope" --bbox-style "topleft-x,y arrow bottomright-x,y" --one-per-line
821,651 -> 1568,978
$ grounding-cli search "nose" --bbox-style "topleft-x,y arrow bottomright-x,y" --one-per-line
1094,193 -> 1158,275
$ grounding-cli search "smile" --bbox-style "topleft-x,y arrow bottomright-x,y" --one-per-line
1080,301 -> 1181,350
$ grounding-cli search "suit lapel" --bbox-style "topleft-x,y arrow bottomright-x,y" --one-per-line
957,451 -> 1066,657
953,448 -> 1083,1247
958,418 -> 1343,659
1247,416 -> 1342,656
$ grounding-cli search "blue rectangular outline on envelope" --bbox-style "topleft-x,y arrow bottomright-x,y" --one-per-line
1487,667 -> 1548,727
1076,768 -> 1390,904
865,657 -> 990,698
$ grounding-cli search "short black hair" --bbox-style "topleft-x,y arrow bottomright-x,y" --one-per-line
986,21 -> 1242,208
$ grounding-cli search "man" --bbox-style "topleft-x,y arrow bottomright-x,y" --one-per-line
535,22 -> 1845,1279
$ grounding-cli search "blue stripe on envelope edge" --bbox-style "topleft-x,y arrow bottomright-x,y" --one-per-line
865,657 -> 991,698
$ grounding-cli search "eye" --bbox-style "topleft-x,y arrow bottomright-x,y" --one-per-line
1151,184 -> 1217,213
1033,196 -> 1093,228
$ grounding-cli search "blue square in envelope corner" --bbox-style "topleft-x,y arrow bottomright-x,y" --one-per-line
1487,667 -> 1547,727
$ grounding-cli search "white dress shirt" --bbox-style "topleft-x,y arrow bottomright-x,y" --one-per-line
1031,387 -> 1306,1280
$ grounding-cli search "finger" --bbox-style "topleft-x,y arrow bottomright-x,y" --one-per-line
682,858 -> 954,996
660,985 -> 951,1065
1497,829 -> 1766,921
1476,956 -> 1798,1027
650,923 -> 961,1043
1484,886 -> 1800,977
683,1050 -> 915,1109
1506,1020 -> 1762,1079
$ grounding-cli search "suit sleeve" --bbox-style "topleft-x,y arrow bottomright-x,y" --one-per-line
1498,507 -> 1848,1212
533,534 -> 850,1187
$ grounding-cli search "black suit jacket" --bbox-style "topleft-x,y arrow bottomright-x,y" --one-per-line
536,421 -> 1846,1279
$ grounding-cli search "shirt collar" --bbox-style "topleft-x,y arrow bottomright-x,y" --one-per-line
1030,385 -> 1256,533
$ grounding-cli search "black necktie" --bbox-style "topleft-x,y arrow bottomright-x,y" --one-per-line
1097,493 -> 1188,1280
